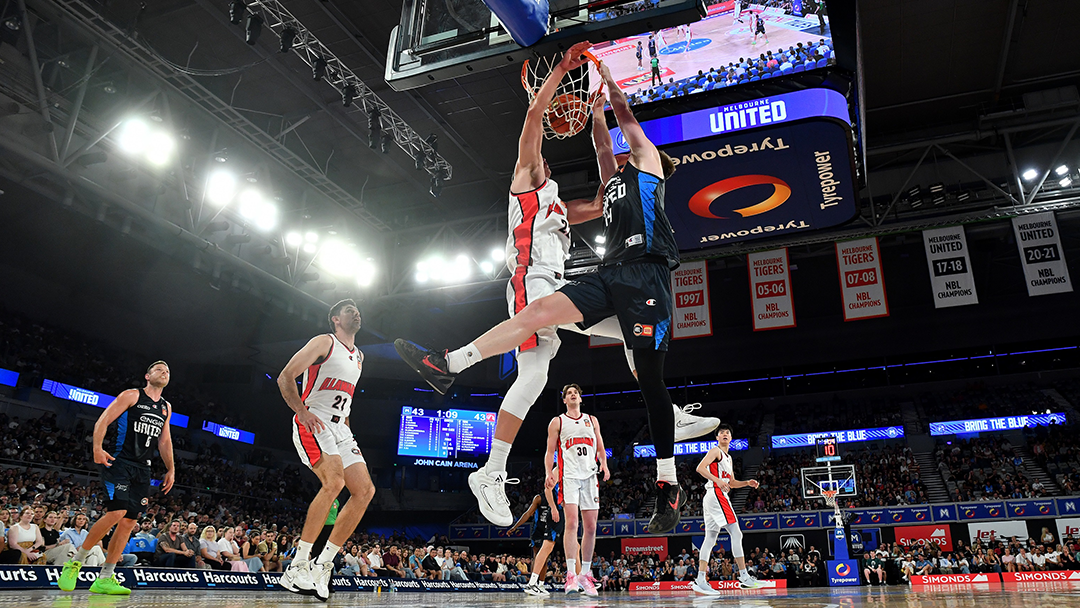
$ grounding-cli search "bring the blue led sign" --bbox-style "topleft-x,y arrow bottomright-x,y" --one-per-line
634,438 -> 748,458
772,426 -> 904,449
929,413 -> 1066,436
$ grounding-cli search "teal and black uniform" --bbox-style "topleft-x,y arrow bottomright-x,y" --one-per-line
559,161 -> 680,351
101,389 -> 167,516
530,503 -> 564,547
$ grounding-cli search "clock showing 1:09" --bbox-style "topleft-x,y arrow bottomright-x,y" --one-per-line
932,256 -> 967,277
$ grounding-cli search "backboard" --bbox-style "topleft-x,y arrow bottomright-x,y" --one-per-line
800,464 -> 857,502
386,0 -> 707,90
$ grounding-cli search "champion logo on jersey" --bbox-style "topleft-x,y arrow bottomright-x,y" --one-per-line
626,234 -> 644,247
646,299 -> 657,306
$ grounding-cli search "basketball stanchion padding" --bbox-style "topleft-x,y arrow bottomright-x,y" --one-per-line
521,50 -> 603,140
484,0 -> 550,47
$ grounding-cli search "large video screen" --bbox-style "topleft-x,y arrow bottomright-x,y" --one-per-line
589,0 -> 834,106
397,406 -> 496,459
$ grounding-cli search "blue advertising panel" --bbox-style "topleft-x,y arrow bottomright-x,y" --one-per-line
738,514 -> 778,531
493,525 -> 528,539
41,379 -> 188,427
449,524 -> 490,540
1058,497 -> 1080,516
634,520 -> 652,536
781,512 -> 821,529
831,528 -> 880,556
957,502 -> 1006,520
397,406 -> 496,459
614,520 -> 635,537
848,508 -> 886,526
827,560 -> 860,586
676,518 -> 707,535
659,118 -> 858,250
883,506 -> 932,524
1006,499 -> 1057,518
609,89 -> 852,152
772,426 -> 904,449
929,413 -> 1066,435
693,533 -> 732,554
0,367 -> 18,387
201,421 -> 254,444
633,438 -> 747,458
933,504 -> 958,522
597,521 -> 615,537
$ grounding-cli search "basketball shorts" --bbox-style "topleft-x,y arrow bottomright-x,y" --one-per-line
292,416 -> 366,470
703,487 -> 738,529
561,475 -> 600,511
530,509 -> 564,546
507,266 -> 563,353
100,458 -> 151,518
559,260 -> 674,351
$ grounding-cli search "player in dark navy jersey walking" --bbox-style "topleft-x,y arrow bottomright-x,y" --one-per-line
395,59 -> 686,534
59,361 -> 176,595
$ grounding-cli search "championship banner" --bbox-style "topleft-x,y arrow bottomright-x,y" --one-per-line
835,237 -> 889,320
621,538 -> 669,560
1012,211 -> 1073,296
968,520 -> 1028,544
1056,517 -> 1080,543
747,248 -> 796,330
670,260 -> 713,339
922,226 -> 978,308
894,524 -> 953,552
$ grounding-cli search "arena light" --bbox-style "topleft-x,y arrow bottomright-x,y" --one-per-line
449,254 -> 472,282
1022,168 -> 1039,181
279,27 -> 297,53
285,231 -> 302,247
1061,177 -> 1073,188
305,231 -> 319,243
356,259 -> 377,287
480,260 -> 494,275
228,0 -> 245,24
245,13 -> 263,45
144,130 -> 175,166
238,188 -> 278,231
117,118 -> 150,155
596,246 -> 607,256
319,240 -> 364,277
1055,165 -> 1069,176
303,242 -> 317,254
595,234 -> 606,244
206,170 -> 237,206
490,248 -> 504,262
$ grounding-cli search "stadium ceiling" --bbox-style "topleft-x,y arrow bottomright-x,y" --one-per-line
0,0 -> 1078,327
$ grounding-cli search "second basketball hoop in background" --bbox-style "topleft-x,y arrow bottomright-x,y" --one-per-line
521,51 -> 603,139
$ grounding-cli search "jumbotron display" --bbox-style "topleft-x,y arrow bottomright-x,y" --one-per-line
397,406 -> 497,459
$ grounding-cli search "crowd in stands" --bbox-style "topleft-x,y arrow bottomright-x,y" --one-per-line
916,381 -> 1059,428
935,436 -> 1045,502
772,397 -> 902,435
628,39 -> 834,105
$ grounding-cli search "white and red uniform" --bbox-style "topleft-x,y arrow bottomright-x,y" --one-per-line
292,334 -> 365,470
556,412 -> 599,510
704,449 -> 738,527
505,179 -> 571,352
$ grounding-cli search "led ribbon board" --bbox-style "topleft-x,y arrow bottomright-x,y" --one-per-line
201,420 -> 254,444
0,367 -> 17,387
42,379 -> 188,428
929,413 -> 1066,436
634,438 -> 748,458
772,426 -> 904,449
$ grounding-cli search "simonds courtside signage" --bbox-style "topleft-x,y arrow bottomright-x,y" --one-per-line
922,226 -> 978,308
660,118 -> 857,250
1012,211 -> 1072,296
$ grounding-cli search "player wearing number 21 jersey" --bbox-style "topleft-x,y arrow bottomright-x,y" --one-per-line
277,299 -> 376,602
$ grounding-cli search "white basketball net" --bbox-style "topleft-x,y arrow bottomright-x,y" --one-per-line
521,53 -> 602,140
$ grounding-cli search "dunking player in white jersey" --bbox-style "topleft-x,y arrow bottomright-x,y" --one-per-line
692,424 -> 766,593
545,383 -> 607,596
277,299 -> 375,601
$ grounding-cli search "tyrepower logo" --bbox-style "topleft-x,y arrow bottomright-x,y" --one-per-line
1003,571 -> 1080,583
834,563 -> 851,577
688,175 -> 791,219
895,525 -> 953,551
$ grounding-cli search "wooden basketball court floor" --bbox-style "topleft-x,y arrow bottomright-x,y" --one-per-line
595,9 -> 830,96
10,585 -> 1080,608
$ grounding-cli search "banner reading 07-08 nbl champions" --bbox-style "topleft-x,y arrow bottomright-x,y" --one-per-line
637,90 -> 858,251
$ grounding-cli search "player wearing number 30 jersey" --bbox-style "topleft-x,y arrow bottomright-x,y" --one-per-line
276,299 -> 376,601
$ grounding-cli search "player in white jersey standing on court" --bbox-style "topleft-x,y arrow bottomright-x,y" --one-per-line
692,423 -> 766,593
545,383 -> 607,596
277,299 -> 375,601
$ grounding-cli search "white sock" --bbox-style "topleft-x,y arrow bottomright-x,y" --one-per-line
581,561 -> 591,576
447,342 -> 482,374
75,546 -> 90,563
486,439 -> 511,474
295,540 -> 313,563
656,457 -> 677,483
100,563 -> 116,579
566,558 -> 576,575
529,573 -> 539,585
316,541 -> 340,566
739,568 -> 747,577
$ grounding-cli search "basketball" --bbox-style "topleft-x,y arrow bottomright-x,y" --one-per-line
546,93 -> 587,136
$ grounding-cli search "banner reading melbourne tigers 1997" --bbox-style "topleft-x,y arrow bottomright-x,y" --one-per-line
922,226 -> 978,308
1012,212 -> 1072,296
747,249 -> 795,330
670,260 -> 713,339
835,237 -> 888,320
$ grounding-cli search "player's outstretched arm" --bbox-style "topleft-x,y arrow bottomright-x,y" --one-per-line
544,417 -> 561,489
158,402 -> 175,494
513,41 -> 595,193
277,334 -> 333,433
591,93 -> 618,186
509,495 -> 542,533
92,389 -> 139,467
597,62 -> 662,177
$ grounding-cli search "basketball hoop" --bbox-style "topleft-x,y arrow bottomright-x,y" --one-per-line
822,489 -> 840,510
521,50 -> 603,140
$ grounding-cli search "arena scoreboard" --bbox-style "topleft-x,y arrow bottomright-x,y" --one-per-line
816,436 -> 840,463
397,406 -> 496,459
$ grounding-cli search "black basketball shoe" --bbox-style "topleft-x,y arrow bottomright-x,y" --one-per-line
394,339 -> 456,395
647,480 -> 683,534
